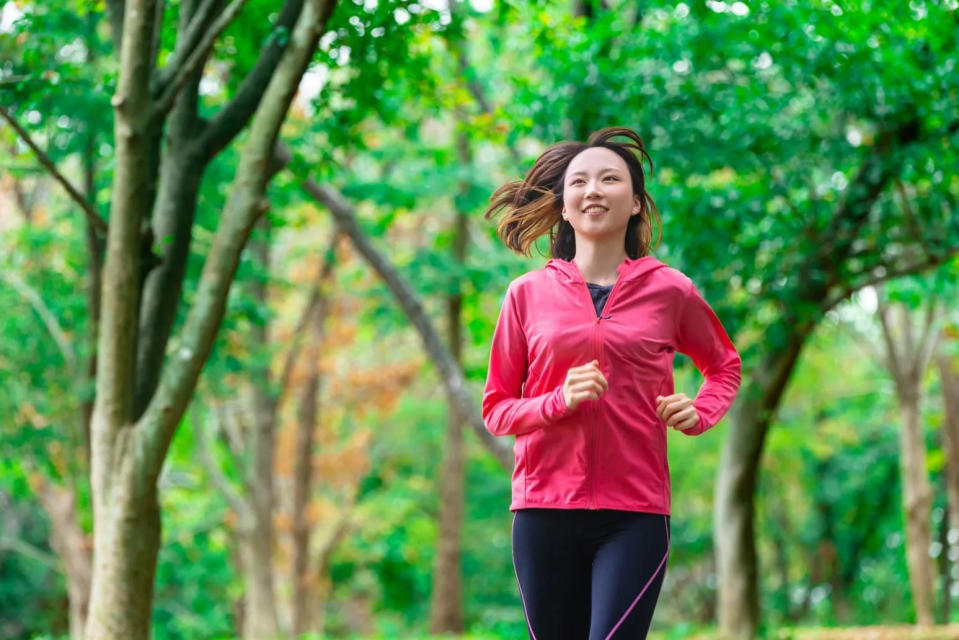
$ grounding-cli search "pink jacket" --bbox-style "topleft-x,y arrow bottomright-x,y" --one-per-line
482,256 -> 741,514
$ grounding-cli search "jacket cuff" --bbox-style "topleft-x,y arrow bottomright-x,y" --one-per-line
540,385 -> 571,424
681,407 -> 711,436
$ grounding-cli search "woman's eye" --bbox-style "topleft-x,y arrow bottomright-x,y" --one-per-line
569,176 -> 617,185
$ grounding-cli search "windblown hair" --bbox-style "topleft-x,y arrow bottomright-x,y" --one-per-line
484,126 -> 662,260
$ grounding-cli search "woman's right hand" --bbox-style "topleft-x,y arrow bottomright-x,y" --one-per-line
562,360 -> 609,411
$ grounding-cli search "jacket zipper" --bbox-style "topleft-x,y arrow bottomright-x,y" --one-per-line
583,271 -> 624,510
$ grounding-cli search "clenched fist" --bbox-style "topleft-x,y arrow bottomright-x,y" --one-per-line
562,360 -> 609,411
656,393 -> 700,432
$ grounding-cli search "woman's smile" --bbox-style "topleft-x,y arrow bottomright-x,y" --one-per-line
583,205 -> 609,216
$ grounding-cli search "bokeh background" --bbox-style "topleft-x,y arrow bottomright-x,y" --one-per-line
1,0 -> 958,638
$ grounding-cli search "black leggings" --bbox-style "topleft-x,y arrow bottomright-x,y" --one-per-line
511,508 -> 670,640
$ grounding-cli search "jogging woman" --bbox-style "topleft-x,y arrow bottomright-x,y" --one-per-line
481,126 -> 742,639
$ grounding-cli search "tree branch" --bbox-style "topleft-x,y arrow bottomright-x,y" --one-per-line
196,403 -> 252,524
875,285 -> 905,385
895,179 -> 927,252
822,249 -> 959,315
150,0 -> 250,124
286,157 -> 512,469
150,0 -> 167,74
914,298 -> 945,378
834,317 -> 887,373
0,536 -> 60,571
1,272 -> 77,372
0,105 -> 107,235
277,232 -> 340,400
155,0 -> 219,91
445,0 -> 521,168
137,0 -> 334,480
220,399 -> 249,462
104,0 -> 125,53
198,0 -> 306,158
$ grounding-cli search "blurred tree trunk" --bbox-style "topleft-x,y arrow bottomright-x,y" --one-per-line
875,288 -> 943,625
291,237 -> 339,635
429,110 -> 470,633
34,480 -> 91,640
242,218 -> 280,638
199,232 -> 347,637
937,336 -> 959,622
716,325 -> 806,637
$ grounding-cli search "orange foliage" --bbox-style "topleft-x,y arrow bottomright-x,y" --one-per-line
327,360 -> 422,418
274,512 -> 292,534
306,499 -> 337,526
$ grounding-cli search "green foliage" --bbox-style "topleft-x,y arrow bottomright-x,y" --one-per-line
2,0 -> 959,637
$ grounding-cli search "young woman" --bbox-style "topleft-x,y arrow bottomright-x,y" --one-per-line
481,127 -> 742,639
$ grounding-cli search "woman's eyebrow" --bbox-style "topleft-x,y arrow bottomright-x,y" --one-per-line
568,168 -> 621,177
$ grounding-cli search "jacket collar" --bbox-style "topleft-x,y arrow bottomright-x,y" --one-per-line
545,255 -> 666,286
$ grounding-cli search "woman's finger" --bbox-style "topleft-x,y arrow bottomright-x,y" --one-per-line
571,380 -> 605,396
666,407 -> 696,428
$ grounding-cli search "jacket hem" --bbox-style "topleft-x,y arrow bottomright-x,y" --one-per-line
509,500 -> 670,516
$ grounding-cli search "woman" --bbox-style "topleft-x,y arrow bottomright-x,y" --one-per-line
481,126 -> 741,639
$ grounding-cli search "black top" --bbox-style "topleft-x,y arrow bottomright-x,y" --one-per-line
586,282 -> 614,317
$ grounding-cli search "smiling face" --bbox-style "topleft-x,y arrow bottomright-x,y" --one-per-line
561,146 -> 642,242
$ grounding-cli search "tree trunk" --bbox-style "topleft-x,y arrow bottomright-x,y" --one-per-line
876,294 -> 943,625
291,243 -> 338,635
290,305 -> 323,635
35,481 -> 92,640
938,346 -> 959,622
898,392 -> 936,624
428,107 -> 471,633
239,523 -> 279,639
85,439 -> 163,638
86,0 -> 161,634
716,322 -> 808,638
241,219 -> 280,639
715,403 -> 762,638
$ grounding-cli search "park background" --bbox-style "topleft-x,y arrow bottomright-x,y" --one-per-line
1,0 -> 958,638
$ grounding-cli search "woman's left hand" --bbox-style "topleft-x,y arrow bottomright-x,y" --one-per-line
655,393 -> 700,432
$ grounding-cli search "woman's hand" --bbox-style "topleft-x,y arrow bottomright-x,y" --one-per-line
656,393 -> 700,432
562,360 -> 609,411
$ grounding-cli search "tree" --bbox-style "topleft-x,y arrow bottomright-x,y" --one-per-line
79,0 -> 333,636
875,282 -> 946,623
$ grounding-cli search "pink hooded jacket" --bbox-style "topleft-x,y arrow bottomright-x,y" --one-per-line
482,255 -> 741,515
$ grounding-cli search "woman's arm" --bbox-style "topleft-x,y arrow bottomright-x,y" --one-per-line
482,285 -> 571,437
674,278 -> 742,435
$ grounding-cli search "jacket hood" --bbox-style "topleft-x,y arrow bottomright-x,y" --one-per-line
545,255 -> 668,285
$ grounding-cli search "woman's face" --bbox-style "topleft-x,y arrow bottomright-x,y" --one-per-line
561,147 -> 641,243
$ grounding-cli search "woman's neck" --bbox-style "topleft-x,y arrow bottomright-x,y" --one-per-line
572,238 -> 628,285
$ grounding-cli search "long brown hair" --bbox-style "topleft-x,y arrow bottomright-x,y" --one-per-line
484,126 -> 662,260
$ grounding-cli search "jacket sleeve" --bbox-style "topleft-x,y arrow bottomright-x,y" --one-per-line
675,278 -> 742,436
482,284 -> 572,437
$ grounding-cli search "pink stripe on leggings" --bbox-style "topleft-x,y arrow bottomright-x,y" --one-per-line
512,515 -> 538,640
604,515 -> 670,640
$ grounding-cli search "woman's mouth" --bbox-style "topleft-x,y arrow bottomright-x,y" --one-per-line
583,206 -> 608,216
